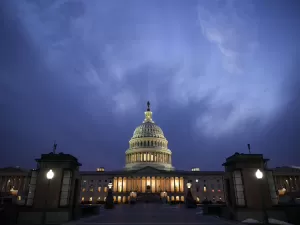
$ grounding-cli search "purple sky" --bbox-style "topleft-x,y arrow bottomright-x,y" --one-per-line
1,0 -> 300,171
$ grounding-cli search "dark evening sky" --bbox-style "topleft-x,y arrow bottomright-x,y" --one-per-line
1,0 -> 300,171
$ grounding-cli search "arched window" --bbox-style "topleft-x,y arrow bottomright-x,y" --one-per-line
155,141 -> 157,146
137,142 -> 139,147
148,141 -> 150,146
144,141 -> 146,147
151,140 -> 153,146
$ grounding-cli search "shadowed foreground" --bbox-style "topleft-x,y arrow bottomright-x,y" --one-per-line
66,204 -> 240,225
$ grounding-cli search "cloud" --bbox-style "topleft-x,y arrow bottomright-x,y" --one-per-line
198,0 -> 258,74
6,0 -> 294,139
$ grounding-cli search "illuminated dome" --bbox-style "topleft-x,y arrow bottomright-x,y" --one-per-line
132,121 -> 165,139
125,102 -> 174,171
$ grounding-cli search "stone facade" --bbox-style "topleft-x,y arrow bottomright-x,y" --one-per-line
79,167 -> 225,204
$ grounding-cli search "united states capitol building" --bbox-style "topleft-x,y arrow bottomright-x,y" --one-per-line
1,102 -> 300,205
78,102 -> 300,204
80,102 -> 225,204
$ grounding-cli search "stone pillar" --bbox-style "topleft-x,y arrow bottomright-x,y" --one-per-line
19,153 -> 82,225
222,153 -> 277,222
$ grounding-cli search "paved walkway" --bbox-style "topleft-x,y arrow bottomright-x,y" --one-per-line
66,204 -> 241,225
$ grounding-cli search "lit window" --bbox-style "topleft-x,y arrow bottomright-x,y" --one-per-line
81,197 -> 84,202
196,179 -> 199,183
82,188 -> 86,192
212,189 -> 215,192
98,187 -> 101,192
218,189 -> 221,192
17,196 -> 21,201
204,186 -> 207,192
104,197 -> 106,201
104,187 -> 107,193
90,187 -> 94,192
97,197 -> 100,201
89,197 -> 92,202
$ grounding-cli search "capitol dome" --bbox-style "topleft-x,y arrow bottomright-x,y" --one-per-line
125,102 -> 174,171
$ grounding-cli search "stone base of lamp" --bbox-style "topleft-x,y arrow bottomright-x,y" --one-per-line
185,189 -> 197,208
104,190 -> 114,209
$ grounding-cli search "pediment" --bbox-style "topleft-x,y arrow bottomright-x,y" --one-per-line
132,166 -> 163,175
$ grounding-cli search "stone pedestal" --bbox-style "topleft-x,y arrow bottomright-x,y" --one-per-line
222,153 -> 278,222
18,152 -> 82,224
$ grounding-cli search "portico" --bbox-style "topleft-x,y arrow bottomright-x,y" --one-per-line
113,176 -> 185,193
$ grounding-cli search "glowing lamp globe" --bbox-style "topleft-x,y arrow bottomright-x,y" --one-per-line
255,169 -> 263,179
108,183 -> 113,189
46,169 -> 54,180
186,182 -> 192,189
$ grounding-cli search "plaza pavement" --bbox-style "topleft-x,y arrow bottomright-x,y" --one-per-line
65,204 -> 243,225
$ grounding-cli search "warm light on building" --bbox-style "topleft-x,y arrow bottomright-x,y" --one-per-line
191,168 -> 200,171
278,188 -> 286,195
96,167 -> 105,172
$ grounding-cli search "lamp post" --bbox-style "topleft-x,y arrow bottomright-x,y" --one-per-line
255,169 -> 269,224
185,182 -> 196,208
43,169 -> 54,224
105,182 -> 114,209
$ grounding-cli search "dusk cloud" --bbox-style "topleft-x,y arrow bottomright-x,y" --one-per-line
1,0 -> 299,169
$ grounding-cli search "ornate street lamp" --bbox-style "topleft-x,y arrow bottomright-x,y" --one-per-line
105,182 -> 114,209
255,169 -> 269,224
186,182 -> 192,189
185,182 -> 196,208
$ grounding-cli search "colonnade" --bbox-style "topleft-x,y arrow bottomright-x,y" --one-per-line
113,176 -> 184,193
130,140 -> 167,148
0,176 -> 28,193
126,152 -> 171,164
274,175 -> 300,192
